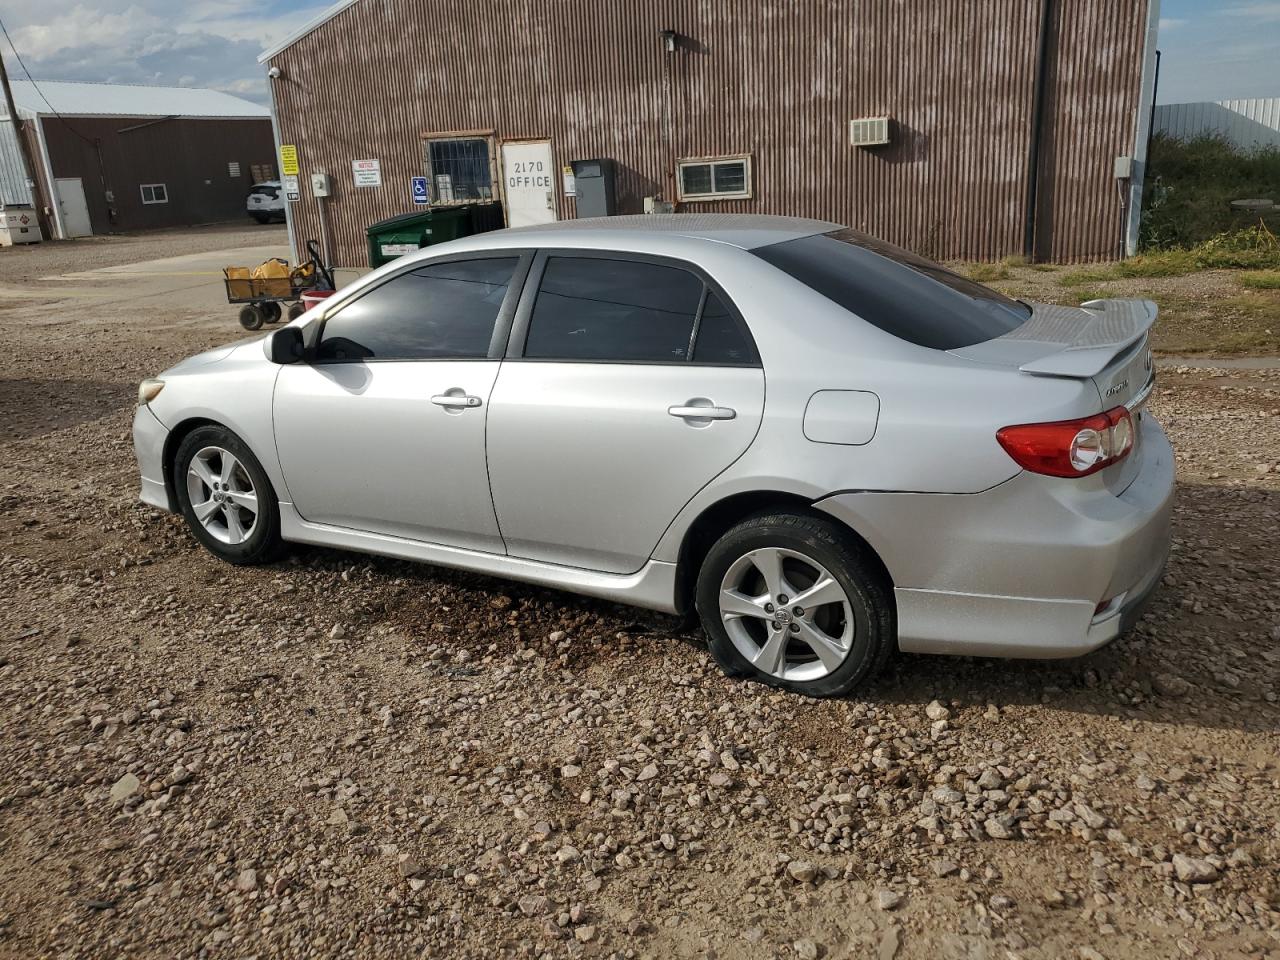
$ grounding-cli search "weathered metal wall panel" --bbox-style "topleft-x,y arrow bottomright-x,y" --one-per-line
270,0 -> 1152,266
1154,98 -> 1280,151
39,116 -> 275,233
0,120 -> 35,206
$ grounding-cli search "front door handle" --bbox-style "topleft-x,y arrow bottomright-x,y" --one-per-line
668,404 -> 736,421
431,394 -> 482,409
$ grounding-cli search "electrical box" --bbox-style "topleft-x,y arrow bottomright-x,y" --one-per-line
850,117 -> 891,147
310,173 -> 332,198
1113,155 -> 1133,180
644,196 -> 675,215
570,159 -> 616,218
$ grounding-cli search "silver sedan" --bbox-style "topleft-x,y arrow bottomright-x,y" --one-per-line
133,215 -> 1173,697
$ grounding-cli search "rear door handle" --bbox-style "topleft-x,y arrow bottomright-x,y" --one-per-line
431,394 -> 482,408
668,404 -> 736,421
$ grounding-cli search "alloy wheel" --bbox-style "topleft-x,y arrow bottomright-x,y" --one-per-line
718,546 -> 854,682
185,446 -> 259,545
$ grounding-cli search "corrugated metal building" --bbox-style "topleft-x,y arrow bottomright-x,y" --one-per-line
1154,99 -> 1280,151
0,81 -> 276,238
263,0 -> 1161,266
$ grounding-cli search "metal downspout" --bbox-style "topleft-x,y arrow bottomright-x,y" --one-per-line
267,69 -> 299,266
31,114 -> 65,239
1023,0 -> 1054,261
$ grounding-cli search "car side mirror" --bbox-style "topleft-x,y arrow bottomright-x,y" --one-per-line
265,326 -> 305,364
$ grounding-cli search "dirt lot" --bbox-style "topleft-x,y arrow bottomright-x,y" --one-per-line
0,233 -> 1278,960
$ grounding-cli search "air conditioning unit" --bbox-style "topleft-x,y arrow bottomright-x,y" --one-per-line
850,117 -> 891,148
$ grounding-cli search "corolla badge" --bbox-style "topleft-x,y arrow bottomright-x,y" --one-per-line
1105,379 -> 1129,398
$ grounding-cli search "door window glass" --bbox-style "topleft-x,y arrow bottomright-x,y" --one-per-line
692,291 -> 756,364
317,257 -> 516,362
524,257 -> 704,362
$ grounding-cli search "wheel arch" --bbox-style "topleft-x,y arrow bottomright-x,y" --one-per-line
162,417 -> 281,511
672,490 -> 895,615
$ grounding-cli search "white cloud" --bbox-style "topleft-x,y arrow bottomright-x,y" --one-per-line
1159,18 -> 1188,31
1223,2 -> 1280,20
0,2 -> 330,105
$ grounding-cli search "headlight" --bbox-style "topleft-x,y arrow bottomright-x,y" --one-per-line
138,379 -> 165,404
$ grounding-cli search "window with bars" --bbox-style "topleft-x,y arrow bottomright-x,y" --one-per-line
424,136 -> 495,203
250,163 -> 275,183
676,156 -> 752,202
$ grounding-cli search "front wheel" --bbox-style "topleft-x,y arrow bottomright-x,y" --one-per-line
695,512 -> 894,698
174,425 -> 283,565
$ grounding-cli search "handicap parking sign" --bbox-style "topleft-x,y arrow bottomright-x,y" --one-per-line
411,176 -> 429,204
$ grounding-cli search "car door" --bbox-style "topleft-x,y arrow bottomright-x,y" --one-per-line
486,252 -> 765,574
273,253 -> 527,553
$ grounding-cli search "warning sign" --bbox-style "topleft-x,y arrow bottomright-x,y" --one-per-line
280,144 -> 299,176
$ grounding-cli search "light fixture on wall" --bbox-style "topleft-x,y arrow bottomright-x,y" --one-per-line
267,66 -> 282,80
659,29 -> 678,53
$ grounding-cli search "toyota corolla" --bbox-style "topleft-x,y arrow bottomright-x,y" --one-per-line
133,215 -> 1173,697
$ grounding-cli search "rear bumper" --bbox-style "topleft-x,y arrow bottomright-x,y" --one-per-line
815,414 -> 1174,658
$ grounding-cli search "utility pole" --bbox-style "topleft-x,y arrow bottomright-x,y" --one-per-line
0,50 -> 54,241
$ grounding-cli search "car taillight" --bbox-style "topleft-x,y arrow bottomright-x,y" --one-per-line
996,406 -> 1134,478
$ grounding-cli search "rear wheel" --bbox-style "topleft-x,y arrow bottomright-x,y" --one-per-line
695,512 -> 893,698
251,213 -> 270,224
262,301 -> 282,324
238,305 -> 264,330
174,425 -> 282,566
286,302 -> 306,321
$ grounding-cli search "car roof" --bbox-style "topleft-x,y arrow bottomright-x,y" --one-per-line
495,214 -> 837,251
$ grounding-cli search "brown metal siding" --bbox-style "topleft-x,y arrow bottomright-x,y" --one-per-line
270,0 -> 1151,266
38,116 -> 275,233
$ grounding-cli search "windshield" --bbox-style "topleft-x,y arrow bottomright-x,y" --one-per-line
753,228 -> 1030,350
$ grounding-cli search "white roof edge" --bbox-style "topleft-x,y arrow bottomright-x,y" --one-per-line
258,0 -> 362,62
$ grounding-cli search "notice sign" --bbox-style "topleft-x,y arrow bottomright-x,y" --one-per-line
280,144 -> 299,176
352,159 -> 382,187
562,165 -> 576,197
411,176 -> 429,204
282,174 -> 300,202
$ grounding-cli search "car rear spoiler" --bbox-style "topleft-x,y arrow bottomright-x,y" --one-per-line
1015,299 -> 1157,378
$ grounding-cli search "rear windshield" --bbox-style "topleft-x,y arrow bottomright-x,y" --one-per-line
250,185 -> 279,199
753,228 -> 1030,349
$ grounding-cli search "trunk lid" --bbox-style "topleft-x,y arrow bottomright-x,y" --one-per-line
951,298 -> 1157,491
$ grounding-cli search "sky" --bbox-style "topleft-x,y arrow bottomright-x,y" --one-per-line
0,1 -> 1277,107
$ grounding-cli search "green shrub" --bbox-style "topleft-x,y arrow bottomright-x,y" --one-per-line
1141,133 -> 1280,249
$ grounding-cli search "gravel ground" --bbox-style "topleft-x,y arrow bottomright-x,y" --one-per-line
0,224 -> 286,284
1,233 -> 1278,960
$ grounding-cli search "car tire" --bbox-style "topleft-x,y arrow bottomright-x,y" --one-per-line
695,511 -> 894,698
174,425 -> 284,566
251,213 -> 270,224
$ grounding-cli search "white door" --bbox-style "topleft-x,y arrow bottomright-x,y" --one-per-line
272,255 -> 522,553
487,253 -> 765,574
501,140 -> 556,228
55,178 -> 92,237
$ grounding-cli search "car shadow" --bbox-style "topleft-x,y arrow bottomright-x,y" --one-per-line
283,479 -> 1277,735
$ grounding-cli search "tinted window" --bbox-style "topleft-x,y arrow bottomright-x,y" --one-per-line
250,186 -> 279,199
525,257 -> 703,362
693,292 -> 755,364
317,258 -> 516,362
753,229 -> 1030,350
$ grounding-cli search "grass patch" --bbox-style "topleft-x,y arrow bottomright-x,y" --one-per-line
1059,267 -> 1117,286
1000,255 -> 1031,268
1146,290 -> 1280,355
966,263 -> 1011,282
1241,271 -> 1280,290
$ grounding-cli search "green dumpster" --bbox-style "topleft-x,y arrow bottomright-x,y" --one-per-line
364,202 -> 503,268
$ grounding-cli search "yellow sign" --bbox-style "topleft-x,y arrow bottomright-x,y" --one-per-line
280,144 -> 299,176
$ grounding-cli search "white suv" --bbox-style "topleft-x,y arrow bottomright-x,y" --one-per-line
246,181 -> 285,224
